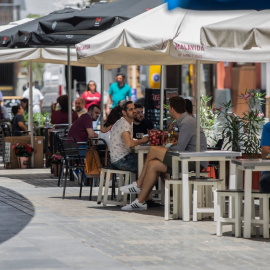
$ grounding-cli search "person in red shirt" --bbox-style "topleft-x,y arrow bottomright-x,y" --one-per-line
81,81 -> 101,130
81,81 -> 101,109
51,95 -> 78,126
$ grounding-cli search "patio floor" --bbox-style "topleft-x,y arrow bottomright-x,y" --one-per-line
0,163 -> 269,270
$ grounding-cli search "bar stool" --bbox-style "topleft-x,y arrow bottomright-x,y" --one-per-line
97,168 -> 136,206
251,191 -> 270,238
164,177 -> 196,220
164,171 -> 214,221
216,190 -> 244,237
193,179 -> 223,221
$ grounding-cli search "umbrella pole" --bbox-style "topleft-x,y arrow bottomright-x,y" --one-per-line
67,46 -> 72,127
195,60 -> 201,177
160,65 -> 166,130
28,61 -> 34,168
100,64 -> 104,127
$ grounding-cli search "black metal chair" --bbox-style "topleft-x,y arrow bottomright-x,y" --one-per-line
49,124 -> 69,154
56,136 -> 85,199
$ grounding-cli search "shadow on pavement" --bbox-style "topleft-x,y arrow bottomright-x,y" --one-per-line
0,170 -> 80,188
50,194 -> 164,217
0,186 -> 34,244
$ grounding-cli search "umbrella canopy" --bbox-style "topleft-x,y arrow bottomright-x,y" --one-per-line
0,0 -> 163,129
75,4 -> 260,65
0,18 -> 33,32
75,4 -> 257,156
0,7 -> 78,48
39,0 -> 163,34
4,0 -> 163,48
200,10 -> 270,50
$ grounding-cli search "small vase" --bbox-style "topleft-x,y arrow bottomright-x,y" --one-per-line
52,163 -> 61,177
17,156 -> 29,169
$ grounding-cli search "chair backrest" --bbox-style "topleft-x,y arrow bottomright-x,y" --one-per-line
50,129 -> 68,154
57,136 -> 82,164
215,138 -> 224,150
1,123 -> 12,137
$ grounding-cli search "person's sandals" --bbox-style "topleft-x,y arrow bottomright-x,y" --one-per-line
120,182 -> 141,194
121,198 -> 147,211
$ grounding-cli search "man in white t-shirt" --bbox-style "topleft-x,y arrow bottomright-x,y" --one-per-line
110,101 -> 148,174
23,83 -> 44,113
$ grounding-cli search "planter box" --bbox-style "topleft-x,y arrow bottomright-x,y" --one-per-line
4,136 -> 44,169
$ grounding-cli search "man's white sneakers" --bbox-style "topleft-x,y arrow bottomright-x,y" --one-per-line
121,198 -> 147,211
120,182 -> 141,194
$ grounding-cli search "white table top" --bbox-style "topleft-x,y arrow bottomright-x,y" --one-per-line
167,150 -> 242,158
232,158 -> 270,168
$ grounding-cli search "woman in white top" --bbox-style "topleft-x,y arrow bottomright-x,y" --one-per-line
98,105 -> 122,150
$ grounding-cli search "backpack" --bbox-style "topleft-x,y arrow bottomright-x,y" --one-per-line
84,139 -> 108,177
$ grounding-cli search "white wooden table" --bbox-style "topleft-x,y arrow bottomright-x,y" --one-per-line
231,159 -> 270,238
167,150 -> 242,222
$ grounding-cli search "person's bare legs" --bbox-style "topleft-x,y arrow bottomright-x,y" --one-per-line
137,160 -> 167,203
136,146 -> 167,188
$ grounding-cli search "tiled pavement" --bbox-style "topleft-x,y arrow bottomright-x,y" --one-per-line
0,167 -> 270,270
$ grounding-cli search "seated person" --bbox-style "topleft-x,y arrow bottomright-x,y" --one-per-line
168,98 -> 193,139
51,95 -> 78,126
259,122 -> 270,192
98,105 -> 122,150
68,104 -> 100,144
75,97 -> 87,117
133,103 -> 153,139
120,96 -> 207,211
110,101 -> 148,174
68,104 -> 100,183
11,105 -> 28,136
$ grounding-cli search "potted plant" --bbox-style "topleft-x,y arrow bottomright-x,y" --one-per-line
12,143 -> 35,168
217,89 -> 265,189
200,95 -> 220,147
217,89 -> 265,156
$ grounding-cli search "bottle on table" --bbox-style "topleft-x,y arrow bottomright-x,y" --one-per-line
45,114 -> 50,127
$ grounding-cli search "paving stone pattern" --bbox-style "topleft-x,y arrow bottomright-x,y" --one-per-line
0,167 -> 270,269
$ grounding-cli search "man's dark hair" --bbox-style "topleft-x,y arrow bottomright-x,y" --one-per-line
116,73 -> 125,80
12,105 -> 20,115
169,96 -> 186,114
185,99 -> 193,115
134,103 -> 143,109
21,98 -> 28,103
121,100 -> 133,112
88,104 -> 101,112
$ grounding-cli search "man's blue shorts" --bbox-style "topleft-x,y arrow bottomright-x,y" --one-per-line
111,153 -> 138,174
